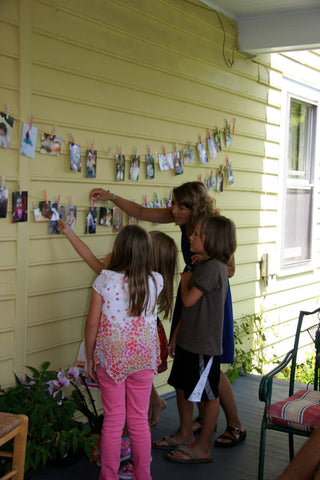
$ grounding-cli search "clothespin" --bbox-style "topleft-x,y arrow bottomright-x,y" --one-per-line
199,134 -> 203,144
91,140 -> 95,154
106,145 -> 113,157
91,197 -> 95,210
44,189 -> 48,203
5,105 -> 9,119
119,146 -> 122,156
144,194 -> 149,207
70,195 -> 73,208
155,192 -> 159,204
50,125 -> 57,139
232,117 -> 236,135
226,155 -> 230,166
57,195 -> 60,209
69,133 -> 75,145
163,144 -> 167,156
208,129 -> 212,138
0,175 -> 4,191
147,144 -> 151,156
135,145 -> 139,157
199,174 -> 202,182
210,169 -> 214,181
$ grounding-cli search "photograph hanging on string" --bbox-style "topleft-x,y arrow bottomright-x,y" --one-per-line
173,151 -> 183,175
0,186 -> 8,218
99,206 -> 112,227
12,191 -> 28,223
49,204 -> 64,234
20,123 -> 38,158
0,112 -> 14,149
129,155 -> 140,181
146,154 -> 155,179
40,133 -> 62,156
197,141 -> 208,164
65,205 -> 77,231
115,154 -> 125,181
85,207 -> 97,234
207,135 -> 217,159
86,150 -> 97,178
69,143 -> 81,172
34,200 -> 59,222
159,152 -> 173,171
112,206 -> 123,232
214,129 -> 221,153
182,144 -> 195,164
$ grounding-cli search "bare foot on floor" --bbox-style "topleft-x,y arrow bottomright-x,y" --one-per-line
149,397 -> 167,426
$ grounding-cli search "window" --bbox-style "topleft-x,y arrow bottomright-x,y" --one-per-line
281,81 -> 318,270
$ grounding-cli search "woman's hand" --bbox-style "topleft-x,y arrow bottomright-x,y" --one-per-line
191,253 -> 205,265
90,188 -> 110,201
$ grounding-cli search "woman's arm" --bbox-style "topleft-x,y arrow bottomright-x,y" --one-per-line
57,219 -> 104,274
227,254 -> 235,278
85,290 -> 103,382
89,188 -> 173,224
180,270 -> 204,307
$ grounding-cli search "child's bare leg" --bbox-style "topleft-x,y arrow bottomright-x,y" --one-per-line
168,398 -> 219,461
153,389 -> 194,447
148,383 -> 167,427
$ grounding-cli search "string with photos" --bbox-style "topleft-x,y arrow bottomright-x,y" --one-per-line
0,103 -> 236,168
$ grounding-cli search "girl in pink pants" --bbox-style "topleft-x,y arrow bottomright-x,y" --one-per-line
85,225 -> 163,480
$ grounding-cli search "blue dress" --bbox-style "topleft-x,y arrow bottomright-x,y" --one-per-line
170,225 -> 234,364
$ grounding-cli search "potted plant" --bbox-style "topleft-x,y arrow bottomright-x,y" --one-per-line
0,362 -> 95,473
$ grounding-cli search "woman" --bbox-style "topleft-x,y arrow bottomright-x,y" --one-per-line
90,182 -> 246,447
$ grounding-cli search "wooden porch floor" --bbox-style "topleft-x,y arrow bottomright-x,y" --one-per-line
30,374 -> 306,480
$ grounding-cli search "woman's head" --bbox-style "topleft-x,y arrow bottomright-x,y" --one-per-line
194,215 -> 237,264
149,231 -> 177,317
172,182 -> 219,227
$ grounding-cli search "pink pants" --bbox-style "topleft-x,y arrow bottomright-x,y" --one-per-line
97,365 -> 154,480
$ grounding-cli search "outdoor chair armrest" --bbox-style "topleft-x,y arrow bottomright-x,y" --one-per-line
259,349 -> 294,405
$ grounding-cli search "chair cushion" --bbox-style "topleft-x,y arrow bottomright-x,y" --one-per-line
266,389 -> 320,432
0,412 -> 21,437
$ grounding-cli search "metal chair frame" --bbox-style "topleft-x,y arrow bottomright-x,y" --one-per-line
258,307 -> 320,480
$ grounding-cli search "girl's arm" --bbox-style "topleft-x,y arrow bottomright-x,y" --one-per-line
85,289 -> 103,382
168,318 -> 181,358
180,270 -> 204,307
57,219 -> 104,274
89,188 -> 173,224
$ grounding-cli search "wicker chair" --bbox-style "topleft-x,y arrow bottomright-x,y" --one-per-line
0,413 -> 28,480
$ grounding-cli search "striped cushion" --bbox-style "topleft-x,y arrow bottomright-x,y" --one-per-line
266,389 -> 320,432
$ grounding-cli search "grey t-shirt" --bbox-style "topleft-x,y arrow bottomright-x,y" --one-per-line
177,258 -> 228,356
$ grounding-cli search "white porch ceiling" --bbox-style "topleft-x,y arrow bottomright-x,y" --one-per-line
198,0 -> 320,55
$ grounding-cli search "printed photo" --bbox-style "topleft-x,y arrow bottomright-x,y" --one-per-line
40,133 -> 62,156
158,153 -> 173,171
20,123 -> 38,158
0,186 -> 8,218
225,121 -> 232,147
65,205 -> 77,231
173,151 -> 183,175
197,141 -> 208,164
34,201 -> 59,222
182,145 -> 195,164
99,207 -> 112,227
227,162 -> 235,185
0,112 -> 14,149
129,155 -> 140,181
49,204 -> 63,234
85,207 -> 97,234
112,207 -> 123,233
206,173 -> 216,191
146,154 -> 155,179
86,150 -> 97,178
216,167 -> 224,192
207,135 -> 217,159
115,154 -> 125,181
12,191 -> 28,223
70,143 -> 81,172
214,129 -> 221,153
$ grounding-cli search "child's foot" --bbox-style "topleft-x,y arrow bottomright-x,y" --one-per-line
118,460 -> 133,479
149,397 -> 167,426
214,425 -> 247,448
165,444 -> 213,463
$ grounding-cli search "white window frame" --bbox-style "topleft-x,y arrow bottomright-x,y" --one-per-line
277,78 -> 320,276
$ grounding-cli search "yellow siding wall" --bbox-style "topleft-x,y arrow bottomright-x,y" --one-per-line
0,0 -> 319,392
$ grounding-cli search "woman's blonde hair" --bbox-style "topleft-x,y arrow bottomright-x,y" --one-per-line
172,181 -> 219,228
108,225 -> 157,316
149,231 -> 177,318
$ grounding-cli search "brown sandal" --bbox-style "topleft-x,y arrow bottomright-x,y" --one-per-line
215,425 -> 247,448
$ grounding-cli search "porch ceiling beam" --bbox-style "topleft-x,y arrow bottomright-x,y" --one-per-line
238,8 -> 320,54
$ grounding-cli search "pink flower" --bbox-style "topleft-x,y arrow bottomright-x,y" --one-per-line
67,365 -> 80,380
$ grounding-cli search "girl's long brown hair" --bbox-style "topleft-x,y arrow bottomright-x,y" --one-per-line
108,225 -> 157,316
149,231 -> 177,318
